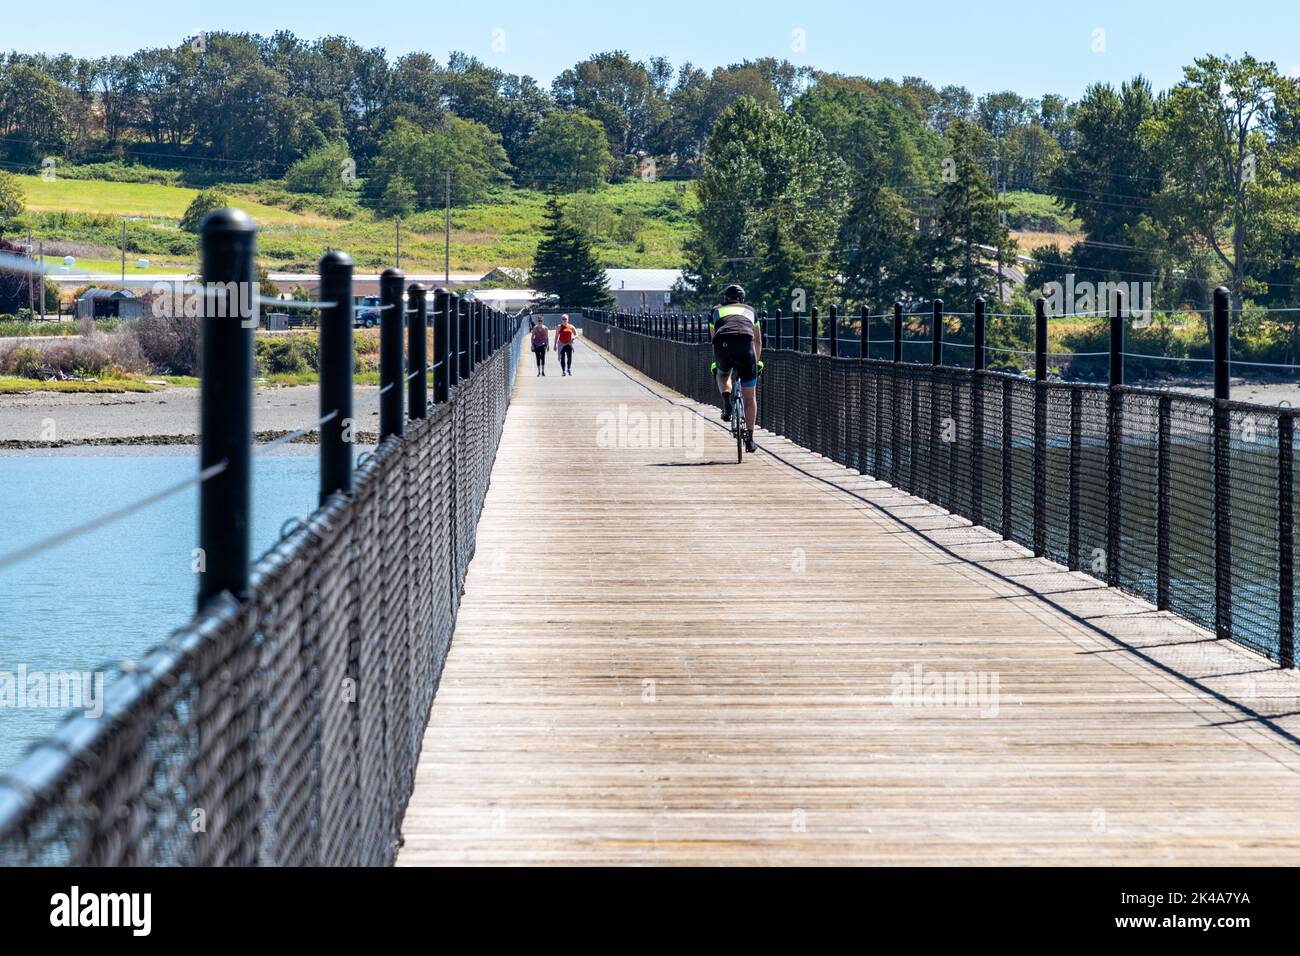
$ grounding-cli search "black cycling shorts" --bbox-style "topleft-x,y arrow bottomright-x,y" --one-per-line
712,333 -> 758,387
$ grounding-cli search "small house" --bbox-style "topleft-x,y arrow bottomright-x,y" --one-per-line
76,288 -> 144,321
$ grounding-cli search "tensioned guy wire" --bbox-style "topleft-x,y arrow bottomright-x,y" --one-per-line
0,461 -> 229,572
0,374 -> 406,575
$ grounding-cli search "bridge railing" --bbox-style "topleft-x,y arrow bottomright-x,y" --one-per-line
583,293 -> 1296,669
0,211 -> 526,865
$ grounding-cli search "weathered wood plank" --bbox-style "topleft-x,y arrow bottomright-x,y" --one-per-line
397,338 -> 1300,865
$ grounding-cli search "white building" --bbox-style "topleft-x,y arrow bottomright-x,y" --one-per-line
465,288 -> 544,313
605,269 -> 684,313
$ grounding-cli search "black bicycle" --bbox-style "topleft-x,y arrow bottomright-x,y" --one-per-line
713,362 -> 758,463
728,372 -> 746,463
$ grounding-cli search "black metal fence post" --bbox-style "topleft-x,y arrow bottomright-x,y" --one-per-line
319,250 -> 354,504
860,305 -> 869,360
379,267 -> 405,439
449,294 -> 460,389
1032,297 -> 1047,556
929,298 -> 944,504
931,299 -> 943,366
810,306 -> 819,354
433,288 -> 450,403
793,309 -> 802,353
892,302 -> 903,363
1212,286 -> 1232,640
1280,412 -> 1295,667
773,307 -> 782,350
971,297 -> 985,526
468,299 -> 477,366
1068,389 -> 1082,569
407,283 -> 427,419
458,294 -> 472,380
828,304 -> 839,358
198,208 -> 256,609
993,380 -> 1009,542
1106,288 -> 1124,587
476,300 -> 486,365
1157,395 -> 1172,608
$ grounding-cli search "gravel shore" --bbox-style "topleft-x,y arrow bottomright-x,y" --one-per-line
0,384 -> 383,446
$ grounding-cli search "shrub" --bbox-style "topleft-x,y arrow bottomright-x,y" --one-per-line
0,332 -> 147,379
283,142 -> 353,197
132,314 -> 201,375
0,170 -> 24,222
180,189 -> 232,233
256,335 -> 319,375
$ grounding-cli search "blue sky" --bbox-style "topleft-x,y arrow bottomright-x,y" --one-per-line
7,0 -> 1299,99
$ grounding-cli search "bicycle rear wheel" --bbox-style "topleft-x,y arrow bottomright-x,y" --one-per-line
734,399 -> 744,463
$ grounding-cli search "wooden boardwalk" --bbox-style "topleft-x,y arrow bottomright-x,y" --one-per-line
398,336 -> 1300,865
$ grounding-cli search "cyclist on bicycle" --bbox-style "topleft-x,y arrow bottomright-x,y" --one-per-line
710,283 -> 761,453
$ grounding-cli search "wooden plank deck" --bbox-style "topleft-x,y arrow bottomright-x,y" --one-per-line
397,336 -> 1300,865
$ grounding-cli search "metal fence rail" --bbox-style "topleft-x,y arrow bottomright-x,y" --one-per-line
583,307 -> 1297,669
0,213 -> 526,866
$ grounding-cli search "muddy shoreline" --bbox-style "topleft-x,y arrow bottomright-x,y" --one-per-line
0,383 -> 384,445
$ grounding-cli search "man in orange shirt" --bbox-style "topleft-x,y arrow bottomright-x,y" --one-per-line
555,314 -> 577,376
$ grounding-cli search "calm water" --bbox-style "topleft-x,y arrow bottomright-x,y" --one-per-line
0,449 -> 320,771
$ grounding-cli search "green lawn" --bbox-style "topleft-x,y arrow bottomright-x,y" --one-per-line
1003,190 -> 1080,233
15,175 -> 696,276
17,175 -> 329,226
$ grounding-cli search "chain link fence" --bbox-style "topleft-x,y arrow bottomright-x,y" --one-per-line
0,326 -> 524,866
583,315 -> 1296,669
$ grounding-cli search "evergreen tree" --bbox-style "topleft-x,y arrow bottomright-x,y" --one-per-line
690,96 -> 849,308
838,168 -> 923,309
929,118 -> 1015,305
530,198 -> 614,306
676,229 -> 726,308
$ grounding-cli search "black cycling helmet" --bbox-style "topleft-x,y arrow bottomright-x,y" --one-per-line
722,284 -> 746,303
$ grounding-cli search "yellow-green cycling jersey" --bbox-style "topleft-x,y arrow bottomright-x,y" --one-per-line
709,302 -> 759,338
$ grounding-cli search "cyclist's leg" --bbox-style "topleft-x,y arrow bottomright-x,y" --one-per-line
711,339 -> 734,413
738,342 -> 759,436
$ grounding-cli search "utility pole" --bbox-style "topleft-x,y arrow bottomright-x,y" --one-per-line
26,229 -> 33,318
444,171 -> 451,285
992,147 -> 1004,303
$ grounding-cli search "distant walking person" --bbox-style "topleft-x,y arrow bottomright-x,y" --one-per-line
531,318 -> 550,376
556,314 -> 576,375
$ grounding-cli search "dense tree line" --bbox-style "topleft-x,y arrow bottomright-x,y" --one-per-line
0,33 -> 1065,210
679,54 -> 1300,320
4,34 -> 1298,322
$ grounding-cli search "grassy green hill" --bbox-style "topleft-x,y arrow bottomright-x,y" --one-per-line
10,171 -> 1078,280
10,174 -> 697,277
